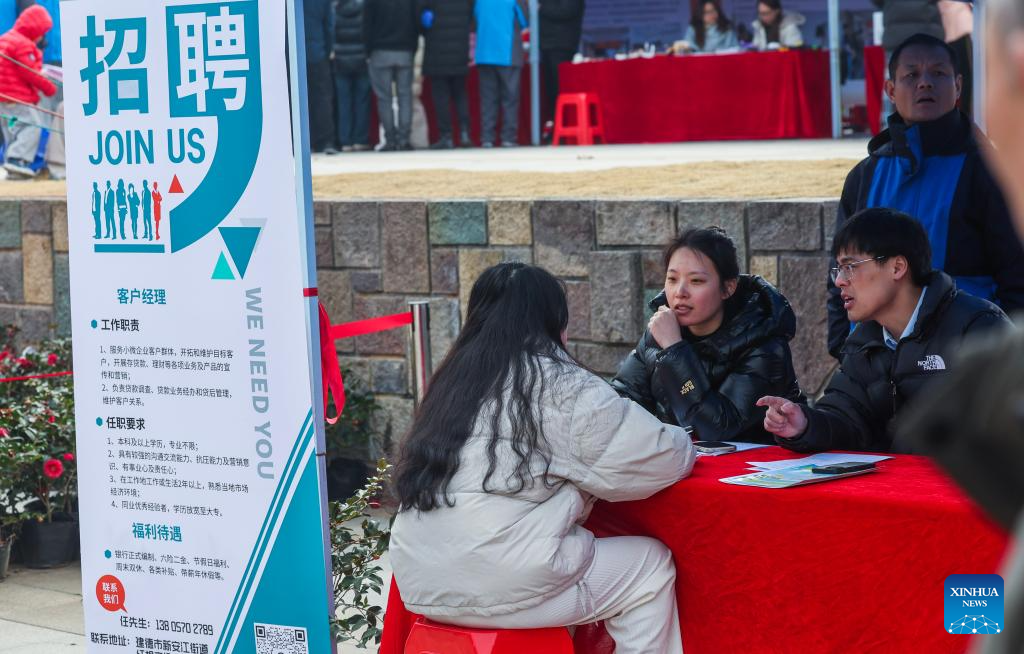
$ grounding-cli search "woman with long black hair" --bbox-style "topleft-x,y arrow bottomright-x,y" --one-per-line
391,262 -> 694,654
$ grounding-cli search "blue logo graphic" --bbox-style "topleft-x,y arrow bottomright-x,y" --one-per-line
166,2 -> 263,256
945,574 -> 1003,634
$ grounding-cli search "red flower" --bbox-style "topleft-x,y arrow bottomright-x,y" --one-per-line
0,427 -> 8,438
63,452 -> 74,462
47,353 -> 58,366
15,357 -> 31,368
43,458 -> 64,479
47,414 -> 55,424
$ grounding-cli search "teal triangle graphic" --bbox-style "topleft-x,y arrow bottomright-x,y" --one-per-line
226,452 -> 333,654
219,226 -> 261,279
212,252 -> 235,280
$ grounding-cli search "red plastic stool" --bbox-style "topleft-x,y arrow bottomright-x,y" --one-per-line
552,93 -> 606,146
404,617 -> 575,654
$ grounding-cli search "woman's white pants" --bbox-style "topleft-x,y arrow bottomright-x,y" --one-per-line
433,536 -> 683,654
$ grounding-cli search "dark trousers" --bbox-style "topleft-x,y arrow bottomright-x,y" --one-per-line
306,58 -> 336,151
541,48 -> 574,124
479,65 -> 521,145
429,74 -> 470,141
335,70 -> 371,147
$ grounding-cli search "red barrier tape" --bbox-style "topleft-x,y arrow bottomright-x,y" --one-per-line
0,370 -> 73,383
318,303 -> 414,424
329,312 -> 413,340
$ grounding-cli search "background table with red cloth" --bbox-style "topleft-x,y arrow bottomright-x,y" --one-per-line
557,51 -> 832,144
865,45 -> 887,135
379,447 -> 1007,653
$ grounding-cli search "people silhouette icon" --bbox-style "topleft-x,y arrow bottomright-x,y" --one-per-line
128,183 -> 140,239
152,181 -> 163,241
103,180 -> 115,239
142,180 -> 152,241
116,179 -> 128,240
91,182 -> 101,239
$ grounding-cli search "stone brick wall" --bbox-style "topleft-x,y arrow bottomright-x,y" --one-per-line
0,199 -> 70,345
0,197 -> 839,449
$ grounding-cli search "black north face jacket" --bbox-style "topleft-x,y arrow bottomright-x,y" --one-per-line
611,275 -> 804,444
782,271 -> 1010,454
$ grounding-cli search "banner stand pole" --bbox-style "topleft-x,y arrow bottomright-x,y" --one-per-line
285,1 -> 338,650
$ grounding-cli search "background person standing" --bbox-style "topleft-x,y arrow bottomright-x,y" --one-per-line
420,0 -> 474,149
538,0 -> 584,139
365,0 -> 419,151
333,0 -> 372,152
304,0 -> 337,153
474,0 -> 528,148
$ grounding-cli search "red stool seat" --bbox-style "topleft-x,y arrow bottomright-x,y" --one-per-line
552,93 -> 606,146
404,617 -> 575,654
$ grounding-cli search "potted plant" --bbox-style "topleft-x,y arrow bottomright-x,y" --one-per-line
0,330 -> 78,569
0,456 -> 22,580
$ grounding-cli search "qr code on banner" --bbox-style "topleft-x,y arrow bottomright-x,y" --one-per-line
254,623 -> 309,654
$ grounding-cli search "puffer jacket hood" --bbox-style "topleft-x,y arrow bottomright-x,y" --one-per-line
648,274 -> 796,362
15,5 -> 51,42
0,4 -> 56,104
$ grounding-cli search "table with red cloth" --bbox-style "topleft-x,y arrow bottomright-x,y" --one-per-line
556,51 -> 832,144
865,45 -> 887,135
379,446 -> 1007,653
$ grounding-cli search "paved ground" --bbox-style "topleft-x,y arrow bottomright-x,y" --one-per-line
0,558 -> 393,653
309,138 -> 869,174
0,138 -> 869,198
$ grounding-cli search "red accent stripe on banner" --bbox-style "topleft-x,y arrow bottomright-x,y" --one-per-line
329,312 -> 413,340
303,287 -> 318,297
0,370 -> 73,383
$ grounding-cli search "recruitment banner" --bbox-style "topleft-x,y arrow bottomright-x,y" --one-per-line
61,1 -> 332,653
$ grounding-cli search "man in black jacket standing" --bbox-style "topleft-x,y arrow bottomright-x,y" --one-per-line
539,0 -> 584,135
761,208 -> 1010,454
365,0 -> 418,150
333,0 -> 371,151
827,33 -> 1024,359
421,0 -> 473,148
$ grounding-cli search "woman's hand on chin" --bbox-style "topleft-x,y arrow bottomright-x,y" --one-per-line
648,306 -> 683,349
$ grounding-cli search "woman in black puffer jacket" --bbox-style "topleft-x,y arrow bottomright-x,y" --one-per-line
611,227 -> 805,444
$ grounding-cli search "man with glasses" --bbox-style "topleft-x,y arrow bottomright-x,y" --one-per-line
827,32 -> 1024,360
758,208 -> 1009,454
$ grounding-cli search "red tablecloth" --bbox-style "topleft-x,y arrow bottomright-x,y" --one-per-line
380,447 -> 1007,653
865,45 -> 886,135
557,51 -> 832,144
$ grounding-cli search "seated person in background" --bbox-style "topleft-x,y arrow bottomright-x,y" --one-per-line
827,33 -> 1024,359
759,208 -> 1011,454
390,262 -> 694,654
751,0 -> 804,50
612,227 -> 804,444
675,1 -> 738,54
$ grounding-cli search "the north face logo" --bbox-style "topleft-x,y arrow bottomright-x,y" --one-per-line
918,355 -> 946,371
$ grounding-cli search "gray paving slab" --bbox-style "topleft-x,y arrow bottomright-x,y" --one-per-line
311,138 -> 870,175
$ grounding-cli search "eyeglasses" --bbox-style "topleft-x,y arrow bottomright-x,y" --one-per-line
829,256 -> 885,283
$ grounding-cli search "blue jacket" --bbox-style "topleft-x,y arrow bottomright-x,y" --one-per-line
474,0 -> 527,67
303,0 -> 335,63
828,109 -> 1024,358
